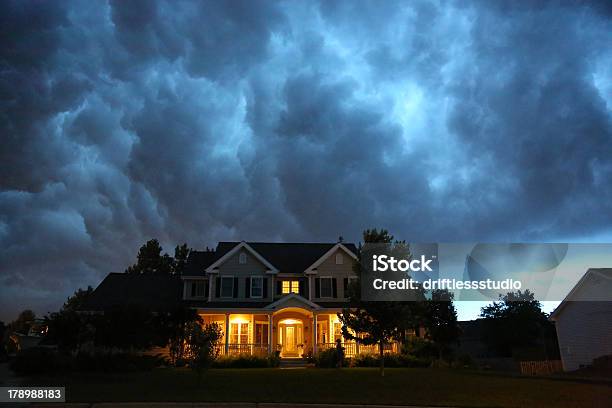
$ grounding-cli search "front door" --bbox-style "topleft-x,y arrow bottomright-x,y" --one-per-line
285,326 -> 296,352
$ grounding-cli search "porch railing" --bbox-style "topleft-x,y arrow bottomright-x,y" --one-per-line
317,342 -> 399,357
215,342 -> 400,357
217,343 -> 269,356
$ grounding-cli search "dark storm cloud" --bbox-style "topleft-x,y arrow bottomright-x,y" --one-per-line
1,0 -> 611,320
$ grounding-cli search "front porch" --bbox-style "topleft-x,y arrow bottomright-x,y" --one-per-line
198,295 -> 399,358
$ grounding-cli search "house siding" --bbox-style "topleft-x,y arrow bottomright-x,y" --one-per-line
212,249 -> 273,302
555,301 -> 612,371
312,248 -> 357,301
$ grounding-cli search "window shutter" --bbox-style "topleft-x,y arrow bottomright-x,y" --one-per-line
205,280 -> 210,298
315,278 -> 320,298
245,277 -> 251,298
332,278 -> 338,298
190,282 -> 196,297
263,278 -> 268,298
299,280 -> 305,297
215,277 -> 220,298
233,277 -> 239,298
343,278 -> 348,295
276,280 -> 282,295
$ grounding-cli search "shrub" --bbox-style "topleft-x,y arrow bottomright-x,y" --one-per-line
10,348 -> 166,376
212,353 -> 279,368
314,348 -> 347,368
74,352 -> 166,372
454,353 -> 475,368
350,352 -> 430,368
10,347 -> 68,375
267,351 -> 281,368
401,337 -> 438,359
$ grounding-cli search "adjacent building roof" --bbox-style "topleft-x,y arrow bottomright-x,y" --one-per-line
183,250 -> 218,277
81,272 -> 183,312
549,268 -> 612,320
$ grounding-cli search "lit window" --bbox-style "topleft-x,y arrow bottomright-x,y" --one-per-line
220,277 -> 234,298
334,322 -> 343,341
230,322 -> 249,344
320,277 -> 333,298
239,252 -> 247,264
335,253 -> 343,264
282,280 -> 299,294
251,277 -> 263,298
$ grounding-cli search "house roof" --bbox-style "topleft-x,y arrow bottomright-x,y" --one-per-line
216,241 -> 358,274
206,242 -> 280,273
549,268 -> 612,321
81,273 -> 183,312
264,293 -> 321,311
183,250 -> 219,276
183,241 -> 358,276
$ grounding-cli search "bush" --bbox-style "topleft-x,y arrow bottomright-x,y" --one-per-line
74,352 -> 166,372
401,337 -> 438,359
10,348 -> 166,376
314,348 -> 347,368
212,353 -> 279,368
350,352 -> 430,368
10,347 -> 68,375
454,353 -> 475,368
267,351 -> 281,367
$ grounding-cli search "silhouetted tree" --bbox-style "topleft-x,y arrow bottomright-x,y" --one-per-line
339,228 -> 425,377
480,290 -> 552,357
126,239 -> 174,274
424,289 -> 460,361
62,286 -> 94,312
188,323 -> 223,385
9,310 -> 36,335
156,306 -> 203,365
173,243 -> 190,275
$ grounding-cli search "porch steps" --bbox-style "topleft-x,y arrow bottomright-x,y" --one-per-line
279,358 -> 312,368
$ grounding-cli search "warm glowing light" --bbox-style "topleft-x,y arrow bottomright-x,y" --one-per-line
279,318 -> 302,325
229,315 -> 250,324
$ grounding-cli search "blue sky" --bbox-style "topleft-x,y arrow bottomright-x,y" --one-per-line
1,1 -> 611,322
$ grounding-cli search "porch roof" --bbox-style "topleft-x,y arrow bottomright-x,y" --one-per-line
264,293 -> 321,311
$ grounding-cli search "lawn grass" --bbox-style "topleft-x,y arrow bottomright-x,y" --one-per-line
25,367 -> 612,407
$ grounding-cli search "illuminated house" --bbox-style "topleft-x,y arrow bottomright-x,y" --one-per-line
84,241 -> 400,358
183,241 -> 383,358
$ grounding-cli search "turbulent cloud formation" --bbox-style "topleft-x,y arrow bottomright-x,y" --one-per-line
1,0 -> 611,321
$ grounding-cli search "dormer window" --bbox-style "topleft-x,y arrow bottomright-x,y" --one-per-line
335,253 -> 343,265
282,280 -> 300,294
239,252 -> 247,264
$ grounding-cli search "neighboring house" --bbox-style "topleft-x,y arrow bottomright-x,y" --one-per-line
455,320 -> 492,359
550,268 -> 612,371
86,241 -> 398,358
83,272 -> 183,311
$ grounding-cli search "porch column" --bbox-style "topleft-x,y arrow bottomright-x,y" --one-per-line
308,275 -> 313,301
224,313 -> 230,354
250,314 -> 254,355
313,313 -> 318,354
267,313 -> 273,354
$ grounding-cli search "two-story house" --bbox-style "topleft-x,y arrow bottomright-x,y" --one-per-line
182,241 -> 368,358
83,241 -> 399,358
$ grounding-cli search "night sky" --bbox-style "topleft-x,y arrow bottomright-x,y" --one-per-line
1,1 -> 611,322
